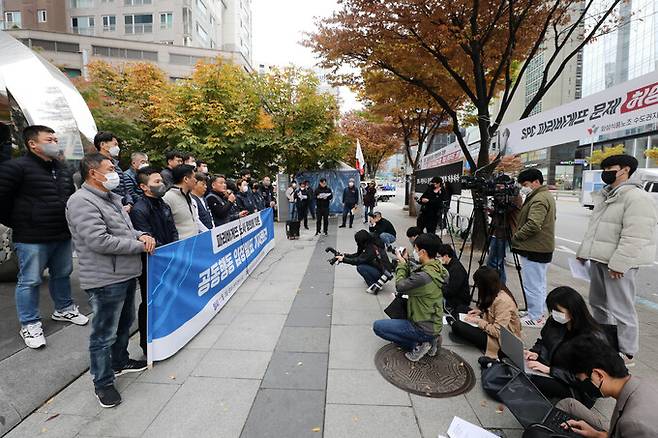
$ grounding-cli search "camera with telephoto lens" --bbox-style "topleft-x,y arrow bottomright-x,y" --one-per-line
325,247 -> 342,265
460,173 -> 519,211
365,270 -> 394,295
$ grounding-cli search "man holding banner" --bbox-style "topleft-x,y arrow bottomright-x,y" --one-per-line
66,153 -> 155,408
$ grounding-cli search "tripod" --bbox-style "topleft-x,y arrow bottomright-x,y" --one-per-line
456,197 -> 528,311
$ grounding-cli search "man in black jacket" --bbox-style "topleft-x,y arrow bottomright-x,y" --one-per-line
417,176 -> 446,234
94,131 -> 133,210
0,125 -> 89,349
206,175 -> 248,226
437,244 -> 470,316
160,150 -> 184,189
298,181 -> 312,230
339,178 -> 359,228
191,172 -> 214,229
368,211 -> 397,247
129,167 -> 179,355
315,178 -> 333,236
335,230 -> 391,292
259,176 -> 276,209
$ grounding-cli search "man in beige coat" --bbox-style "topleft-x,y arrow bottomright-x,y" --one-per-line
577,155 -> 657,363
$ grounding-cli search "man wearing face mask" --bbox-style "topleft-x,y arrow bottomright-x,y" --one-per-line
0,125 -> 88,349
197,161 -> 209,175
184,154 -> 197,170
163,165 -> 207,239
160,150 -> 184,189
237,179 -> 257,214
94,132 -> 133,211
129,167 -> 178,355
339,178 -> 359,228
66,153 -> 155,408
576,155 -> 657,366
123,152 -> 149,201
315,178 -> 333,236
436,244 -> 470,317
555,334 -> 658,437
511,168 -> 556,328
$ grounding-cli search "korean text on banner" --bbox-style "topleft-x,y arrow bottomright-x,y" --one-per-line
146,208 -> 276,363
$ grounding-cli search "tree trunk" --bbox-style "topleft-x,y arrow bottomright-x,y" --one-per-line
408,177 -> 417,216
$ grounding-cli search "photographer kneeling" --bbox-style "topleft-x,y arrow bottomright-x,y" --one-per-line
372,233 -> 447,362
334,230 -> 393,294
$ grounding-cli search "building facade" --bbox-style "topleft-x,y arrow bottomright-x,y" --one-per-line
3,0 -> 252,66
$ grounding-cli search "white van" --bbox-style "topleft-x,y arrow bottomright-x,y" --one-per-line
581,168 -> 658,213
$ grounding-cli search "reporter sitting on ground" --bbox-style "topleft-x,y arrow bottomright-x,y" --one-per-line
406,226 -> 422,246
368,211 -> 397,247
373,233 -> 447,362
437,244 -> 470,318
450,266 -> 521,359
555,334 -> 658,437
525,287 -> 610,408
335,230 -> 393,293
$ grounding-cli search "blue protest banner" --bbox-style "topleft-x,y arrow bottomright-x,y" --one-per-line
146,208 -> 275,362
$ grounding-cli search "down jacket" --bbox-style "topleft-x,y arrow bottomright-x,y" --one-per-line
0,152 -> 75,243
577,182 -> 657,273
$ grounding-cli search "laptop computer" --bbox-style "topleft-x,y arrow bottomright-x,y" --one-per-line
498,371 -> 580,437
500,326 -> 550,377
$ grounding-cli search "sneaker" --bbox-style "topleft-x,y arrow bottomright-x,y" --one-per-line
620,353 -> 636,368
520,316 -> 545,328
20,323 -> 46,349
52,305 -> 89,326
339,225 -> 346,228
114,359 -> 148,377
95,385 -> 121,408
365,284 -> 380,294
428,337 -> 440,357
405,342 -> 432,362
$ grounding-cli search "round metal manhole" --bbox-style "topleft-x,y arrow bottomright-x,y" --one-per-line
375,343 -> 476,398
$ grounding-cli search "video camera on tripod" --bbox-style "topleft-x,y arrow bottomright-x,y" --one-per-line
460,173 -> 520,213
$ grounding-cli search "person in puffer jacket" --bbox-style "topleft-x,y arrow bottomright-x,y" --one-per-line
373,233 -> 447,362
576,154 -> 657,363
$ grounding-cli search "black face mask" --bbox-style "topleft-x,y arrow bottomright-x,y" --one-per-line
601,170 -> 618,185
581,376 -> 604,399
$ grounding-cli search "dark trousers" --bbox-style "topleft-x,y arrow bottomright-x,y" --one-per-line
356,264 -> 383,286
450,320 -> 487,352
316,207 -> 329,234
299,202 -> 309,228
138,253 -> 148,356
417,211 -> 438,234
341,203 -> 355,227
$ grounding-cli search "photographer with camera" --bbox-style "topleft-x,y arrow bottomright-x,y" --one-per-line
372,233 -> 447,362
486,174 -> 522,285
417,176 -> 447,234
512,168 -> 556,328
333,230 -> 394,294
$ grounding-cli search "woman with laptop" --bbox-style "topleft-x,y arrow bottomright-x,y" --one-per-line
451,266 -> 521,358
523,287 -> 610,408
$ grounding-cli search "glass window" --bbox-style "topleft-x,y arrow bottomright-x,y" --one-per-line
169,53 -> 203,65
4,11 -> 22,28
196,0 -> 208,16
125,14 -> 152,34
72,16 -> 95,35
70,0 -> 94,8
160,12 -> 173,30
124,0 -> 151,5
92,45 -> 157,60
37,10 -> 47,23
102,15 -> 116,31
196,22 -> 208,43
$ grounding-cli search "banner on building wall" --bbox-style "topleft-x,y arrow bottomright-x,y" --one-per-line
146,208 -> 275,363
499,70 -> 658,155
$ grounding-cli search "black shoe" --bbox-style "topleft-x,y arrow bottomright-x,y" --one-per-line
339,225 -> 346,228
324,232 -> 328,236
114,358 -> 148,377
349,225 -> 353,228
304,226 -> 309,230
95,385 -> 121,408
315,232 -> 320,236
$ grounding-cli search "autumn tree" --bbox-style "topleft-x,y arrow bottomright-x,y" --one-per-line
255,67 -> 346,174
588,144 -> 625,166
339,110 -> 400,179
308,0 -> 623,173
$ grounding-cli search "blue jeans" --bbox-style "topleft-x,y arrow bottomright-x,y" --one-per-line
14,240 -> 74,325
373,319 -> 435,351
87,279 -> 136,389
364,205 -> 374,221
356,264 -> 382,286
520,256 -> 548,320
487,237 -> 507,284
379,232 -> 396,247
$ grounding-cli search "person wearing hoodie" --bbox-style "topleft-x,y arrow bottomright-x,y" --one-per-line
372,233 -> 447,362
335,230 -> 393,290
576,155 -> 657,365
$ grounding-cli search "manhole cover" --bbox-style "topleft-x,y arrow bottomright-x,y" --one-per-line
375,343 -> 476,398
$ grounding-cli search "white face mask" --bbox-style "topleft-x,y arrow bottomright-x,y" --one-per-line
520,186 -> 533,196
99,171 -> 120,191
412,250 -> 420,261
138,163 -> 149,169
189,162 -> 197,169
109,145 -> 120,157
40,143 -> 61,159
241,185 -> 249,193
349,182 -> 354,187
551,310 -> 570,325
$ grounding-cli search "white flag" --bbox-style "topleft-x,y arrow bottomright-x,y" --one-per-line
355,139 -> 365,176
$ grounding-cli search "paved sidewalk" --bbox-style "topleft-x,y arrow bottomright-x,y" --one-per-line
5,199 -> 658,437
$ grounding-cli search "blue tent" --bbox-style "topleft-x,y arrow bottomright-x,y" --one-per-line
296,162 -> 362,215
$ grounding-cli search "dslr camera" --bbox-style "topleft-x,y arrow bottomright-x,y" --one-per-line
325,247 -> 342,265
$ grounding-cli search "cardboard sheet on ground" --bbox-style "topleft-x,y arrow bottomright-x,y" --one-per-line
568,258 -> 591,282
